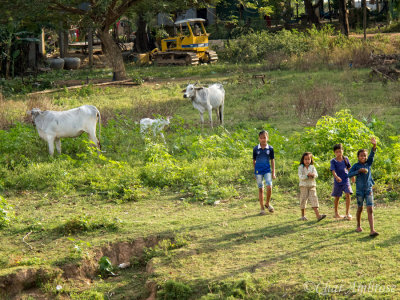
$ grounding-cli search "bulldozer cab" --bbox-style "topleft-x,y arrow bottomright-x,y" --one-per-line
160,18 -> 209,52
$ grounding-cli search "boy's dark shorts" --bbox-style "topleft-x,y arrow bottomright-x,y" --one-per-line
331,183 -> 353,197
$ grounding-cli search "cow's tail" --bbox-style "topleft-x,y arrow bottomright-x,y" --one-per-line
96,108 -> 102,150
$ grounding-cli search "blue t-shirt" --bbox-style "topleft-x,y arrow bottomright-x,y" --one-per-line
253,144 -> 274,175
348,148 -> 376,196
330,156 -> 351,185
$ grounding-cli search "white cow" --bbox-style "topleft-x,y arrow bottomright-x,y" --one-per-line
140,117 -> 171,142
27,105 -> 101,155
183,83 -> 225,128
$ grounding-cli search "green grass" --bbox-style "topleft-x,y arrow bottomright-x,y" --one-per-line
0,64 -> 399,299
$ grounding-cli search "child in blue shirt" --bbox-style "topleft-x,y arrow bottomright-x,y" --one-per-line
330,143 -> 353,220
253,130 -> 276,215
348,137 -> 379,237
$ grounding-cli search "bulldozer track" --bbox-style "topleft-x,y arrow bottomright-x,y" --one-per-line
154,51 -> 199,66
206,50 -> 218,64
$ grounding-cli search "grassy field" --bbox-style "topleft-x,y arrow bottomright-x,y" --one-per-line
0,64 -> 399,299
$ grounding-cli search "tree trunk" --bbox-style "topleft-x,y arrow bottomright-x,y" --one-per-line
58,28 -> 64,58
97,30 -> 126,80
5,37 -> 11,79
304,0 -> 321,25
88,27 -> 93,68
363,0 -> 367,40
134,14 -> 150,53
338,0 -> 350,36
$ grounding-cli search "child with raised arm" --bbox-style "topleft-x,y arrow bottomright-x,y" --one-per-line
348,137 -> 379,237
330,143 -> 353,220
298,152 -> 326,221
253,130 -> 276,215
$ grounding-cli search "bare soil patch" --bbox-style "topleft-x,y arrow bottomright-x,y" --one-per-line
0,236 -> 160,299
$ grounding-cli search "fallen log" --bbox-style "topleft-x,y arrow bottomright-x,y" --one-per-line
371,67 -> 396,81
27,79 -> 136,96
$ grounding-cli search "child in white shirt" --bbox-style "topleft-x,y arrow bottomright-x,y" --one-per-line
298,152 -> 326,221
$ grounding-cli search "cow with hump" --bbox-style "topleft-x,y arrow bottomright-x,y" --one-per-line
27,105 -> 101,155
183,83 -> 225,128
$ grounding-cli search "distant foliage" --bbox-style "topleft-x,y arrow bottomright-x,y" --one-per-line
220,25 -> 378,68
220,29 -> 309,63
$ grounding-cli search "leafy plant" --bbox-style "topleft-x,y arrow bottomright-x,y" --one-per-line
0,195 -> 15,228
302,109 -> 376,160
98,256 -> 115,277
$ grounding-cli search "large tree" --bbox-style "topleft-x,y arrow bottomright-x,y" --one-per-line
338,0 -> 349,36
47,0 -> 146,80
304,0 -> 323,25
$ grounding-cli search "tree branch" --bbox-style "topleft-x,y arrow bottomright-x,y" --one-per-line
49,1 -> 86,15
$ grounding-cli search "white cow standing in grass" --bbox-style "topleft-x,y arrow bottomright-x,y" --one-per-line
27,105 -> 101,155
140,116 -> 171,142
183,83 -> 225,128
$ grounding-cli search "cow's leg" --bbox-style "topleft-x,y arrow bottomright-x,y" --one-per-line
199,112 -> 204,129
55,138 -> 62,154
47,136 -> 55,156
208,108 -> 213,128
160,132 -> 166,144
220,105 -> 224,126
87,129 -> 100,149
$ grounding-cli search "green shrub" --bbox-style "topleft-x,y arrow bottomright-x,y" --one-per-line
302,109 -> 376,160
158,280 -> 192,300
59,214 -> 120,234
201,273 -> 262,300
0,123 -> 44,168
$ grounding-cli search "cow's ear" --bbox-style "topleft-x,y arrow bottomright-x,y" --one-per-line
26,110 -> 32,116
181,89 -> 186,92
30,110 -> 41,117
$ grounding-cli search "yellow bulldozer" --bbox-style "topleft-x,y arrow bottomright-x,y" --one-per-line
136,18 -> 217,66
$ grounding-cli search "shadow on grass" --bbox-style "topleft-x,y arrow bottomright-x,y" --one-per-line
377,234 -> 400,247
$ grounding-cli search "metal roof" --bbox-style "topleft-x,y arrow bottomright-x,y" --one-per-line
174,18 -> 206,25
